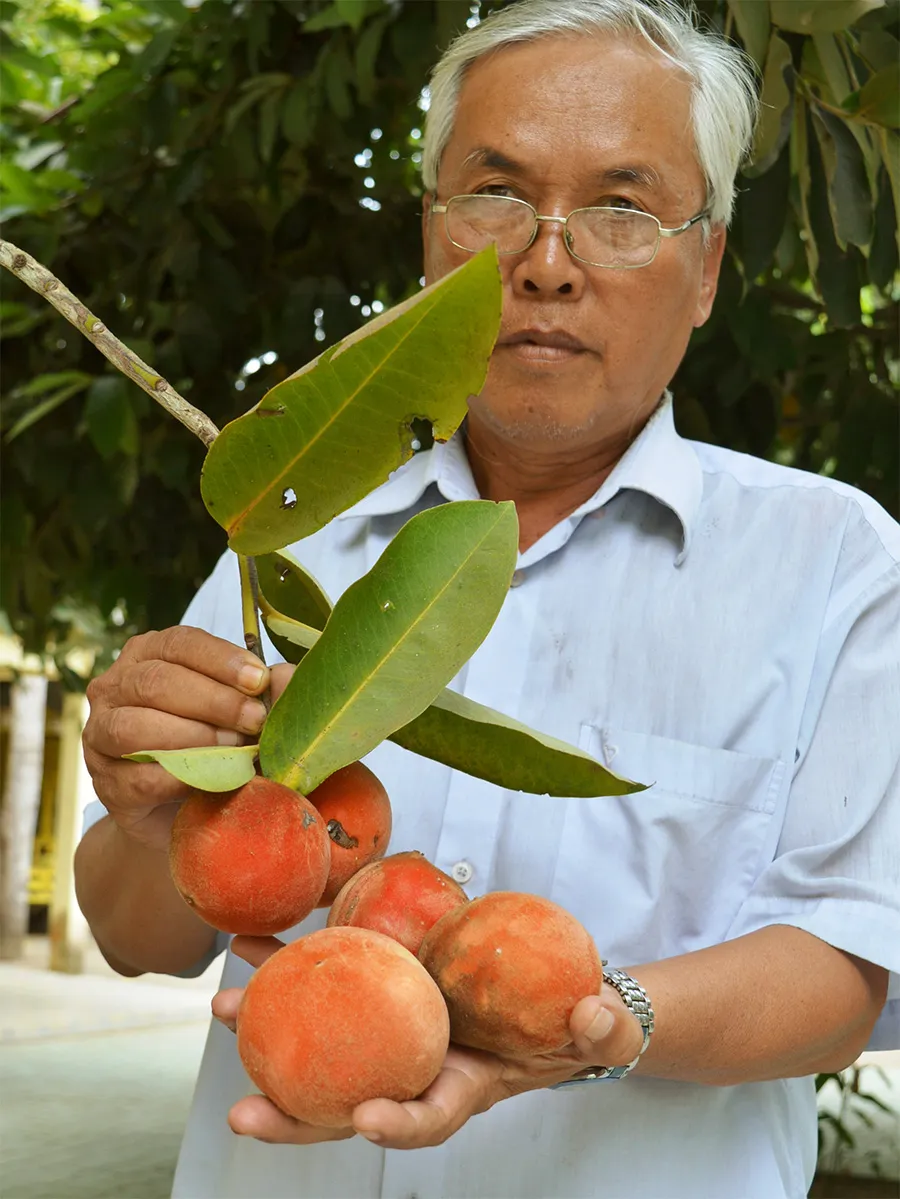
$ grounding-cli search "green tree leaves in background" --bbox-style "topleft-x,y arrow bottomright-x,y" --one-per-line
0,0 -> 897,661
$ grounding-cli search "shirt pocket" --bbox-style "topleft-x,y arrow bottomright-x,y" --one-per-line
548,726 -> 786,965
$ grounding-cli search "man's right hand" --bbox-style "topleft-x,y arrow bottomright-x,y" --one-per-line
83,627 -> 278,852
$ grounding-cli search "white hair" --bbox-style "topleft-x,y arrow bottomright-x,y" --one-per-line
422,0 -> 758,226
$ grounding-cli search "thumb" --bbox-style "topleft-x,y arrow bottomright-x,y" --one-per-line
569,994 -> 643,1065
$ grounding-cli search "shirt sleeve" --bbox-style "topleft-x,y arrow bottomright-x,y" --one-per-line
727,560 -> 900,1050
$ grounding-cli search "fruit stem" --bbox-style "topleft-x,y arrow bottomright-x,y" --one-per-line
239,555 -> 271,712
0,239 -> 220,448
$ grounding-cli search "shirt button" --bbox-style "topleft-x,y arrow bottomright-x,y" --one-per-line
451,860 -> 473,884
510,570 -> 525,589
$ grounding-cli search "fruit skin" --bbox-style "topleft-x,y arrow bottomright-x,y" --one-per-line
237,926 -> 450,1127
308,761 -> 392,906
327,850 -> 468,955
169,776 -> 330,936
418,891 -> 602,1057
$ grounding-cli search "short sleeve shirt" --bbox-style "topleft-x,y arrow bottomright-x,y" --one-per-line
99,400 -> 899,1199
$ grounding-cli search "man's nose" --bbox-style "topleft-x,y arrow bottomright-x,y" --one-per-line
512,216 -> 584,297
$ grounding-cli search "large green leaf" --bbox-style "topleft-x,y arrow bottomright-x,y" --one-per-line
255,548 -> 332,662
389,688 -> 643,798
845,63 -> 900,128
123,744 -> 259,791
771,0 -> 884,35
726,0 -> 770,68
200,247 -> 501,555
812,106 -> 873,247
749,33 -> 794,175
259,565 -> 641,797
258,500 -> 518,792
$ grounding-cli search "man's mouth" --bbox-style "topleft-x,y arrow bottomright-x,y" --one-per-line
497,328 -> 589,361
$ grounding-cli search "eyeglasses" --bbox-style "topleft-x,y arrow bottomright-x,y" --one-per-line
431,193 -> 708,270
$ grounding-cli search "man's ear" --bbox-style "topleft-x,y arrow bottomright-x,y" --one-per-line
421,193 -> 435,285
693,224 -> 727,328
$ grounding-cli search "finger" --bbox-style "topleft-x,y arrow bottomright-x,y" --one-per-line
84,751 -> 187,811
228,1094 -> 355,1144
86,707 -> 257,759
117,627 -> 271,695
230,935 -> 286,969
104,663 -> 268,737
269,663 -> 295,704
212,987 -> 244,1033
353,1053 -> 497,1150
569,994 -> 643,1065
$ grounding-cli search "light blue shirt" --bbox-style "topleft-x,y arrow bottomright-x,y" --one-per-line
95,398 -> 900,1199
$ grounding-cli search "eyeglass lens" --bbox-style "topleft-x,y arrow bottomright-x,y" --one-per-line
446,195 -> 659,268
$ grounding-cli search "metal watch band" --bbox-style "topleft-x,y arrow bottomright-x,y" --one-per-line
551,964 -> 655,1088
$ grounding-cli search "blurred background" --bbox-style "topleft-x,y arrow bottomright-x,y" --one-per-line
0,1 -> 898,1196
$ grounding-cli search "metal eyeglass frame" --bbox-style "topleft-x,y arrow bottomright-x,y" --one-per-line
431,193 -> 710,270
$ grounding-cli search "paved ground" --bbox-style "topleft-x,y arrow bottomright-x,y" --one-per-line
1,937 -> 897,1198
0,939 -> 220,1199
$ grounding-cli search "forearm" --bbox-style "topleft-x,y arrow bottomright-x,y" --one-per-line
629,925 -> 887,1087
74,814 -> 218,976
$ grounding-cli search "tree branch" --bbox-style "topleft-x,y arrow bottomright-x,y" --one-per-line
0,239 -> 220,448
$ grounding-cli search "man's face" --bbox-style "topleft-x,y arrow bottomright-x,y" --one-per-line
423,34 -> 726,449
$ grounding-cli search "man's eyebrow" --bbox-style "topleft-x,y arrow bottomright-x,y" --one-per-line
458,150 -> 663,192
596,165 -> 663,191
461,147 -> 525,174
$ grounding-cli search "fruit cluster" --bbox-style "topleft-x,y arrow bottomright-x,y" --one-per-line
168,766 -> 601,1127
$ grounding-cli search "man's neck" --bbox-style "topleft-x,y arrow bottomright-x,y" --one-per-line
463,416 -> 641,552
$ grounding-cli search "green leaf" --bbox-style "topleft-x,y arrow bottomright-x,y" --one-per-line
859,29 -> 900,72
4,373 -> 93,442
812,106 -> 873,247
811,33 -> 852,104
845,63 -> 900,128
807,113 -> 863,326
261,587 -> 642,796
258,500 -> 519,792
737,146 -> 791,279
355,10 -> 390,103
200,246 -> 502,555
256,549 -> 332,662
390,687 -> 643,797
84,375 -> 139,459
869,166 -> 898,288
771,1 -> 884,35
726,0 -> 770,68
258,88 -> 283,163
123,744 -> 259,791
281,81 -> 315,147
749,33 -> 794,175
304,0 -> 382,32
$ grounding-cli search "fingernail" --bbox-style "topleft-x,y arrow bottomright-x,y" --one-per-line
360,1131 -> 383,1144
586,1007 -> 615,1041
216,729 -> 241,747
239,700 -> 268,734
239,663 -> 266,692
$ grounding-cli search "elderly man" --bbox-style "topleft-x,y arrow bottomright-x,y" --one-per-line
74,1 -> 898,1197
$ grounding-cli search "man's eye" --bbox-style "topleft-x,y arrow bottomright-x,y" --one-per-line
477,184 -> 519,198
596,196 -> 642,211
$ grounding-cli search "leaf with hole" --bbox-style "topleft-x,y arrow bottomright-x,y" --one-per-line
123,744 -> 259,791
258,499 -> 518,793
200,247 -> 501,555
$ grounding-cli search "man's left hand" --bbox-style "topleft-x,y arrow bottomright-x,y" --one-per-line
212,935 -> 644,1149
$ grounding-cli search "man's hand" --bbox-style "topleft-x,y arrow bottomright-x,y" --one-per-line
212,936 -> 644,1149
83,627 -> 293,851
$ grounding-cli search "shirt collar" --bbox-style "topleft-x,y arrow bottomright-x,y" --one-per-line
337,395 -> 703,563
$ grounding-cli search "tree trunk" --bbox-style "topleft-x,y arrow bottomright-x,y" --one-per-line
0,671 -> 48,960
49,691 -> 92,973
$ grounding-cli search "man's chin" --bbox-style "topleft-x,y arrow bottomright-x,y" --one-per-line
466,393 -> 605,445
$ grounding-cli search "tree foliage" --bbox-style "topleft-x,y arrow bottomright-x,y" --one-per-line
0,0 -> 897,658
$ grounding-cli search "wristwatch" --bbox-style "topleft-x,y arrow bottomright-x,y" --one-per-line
551,965 -> 655,1087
